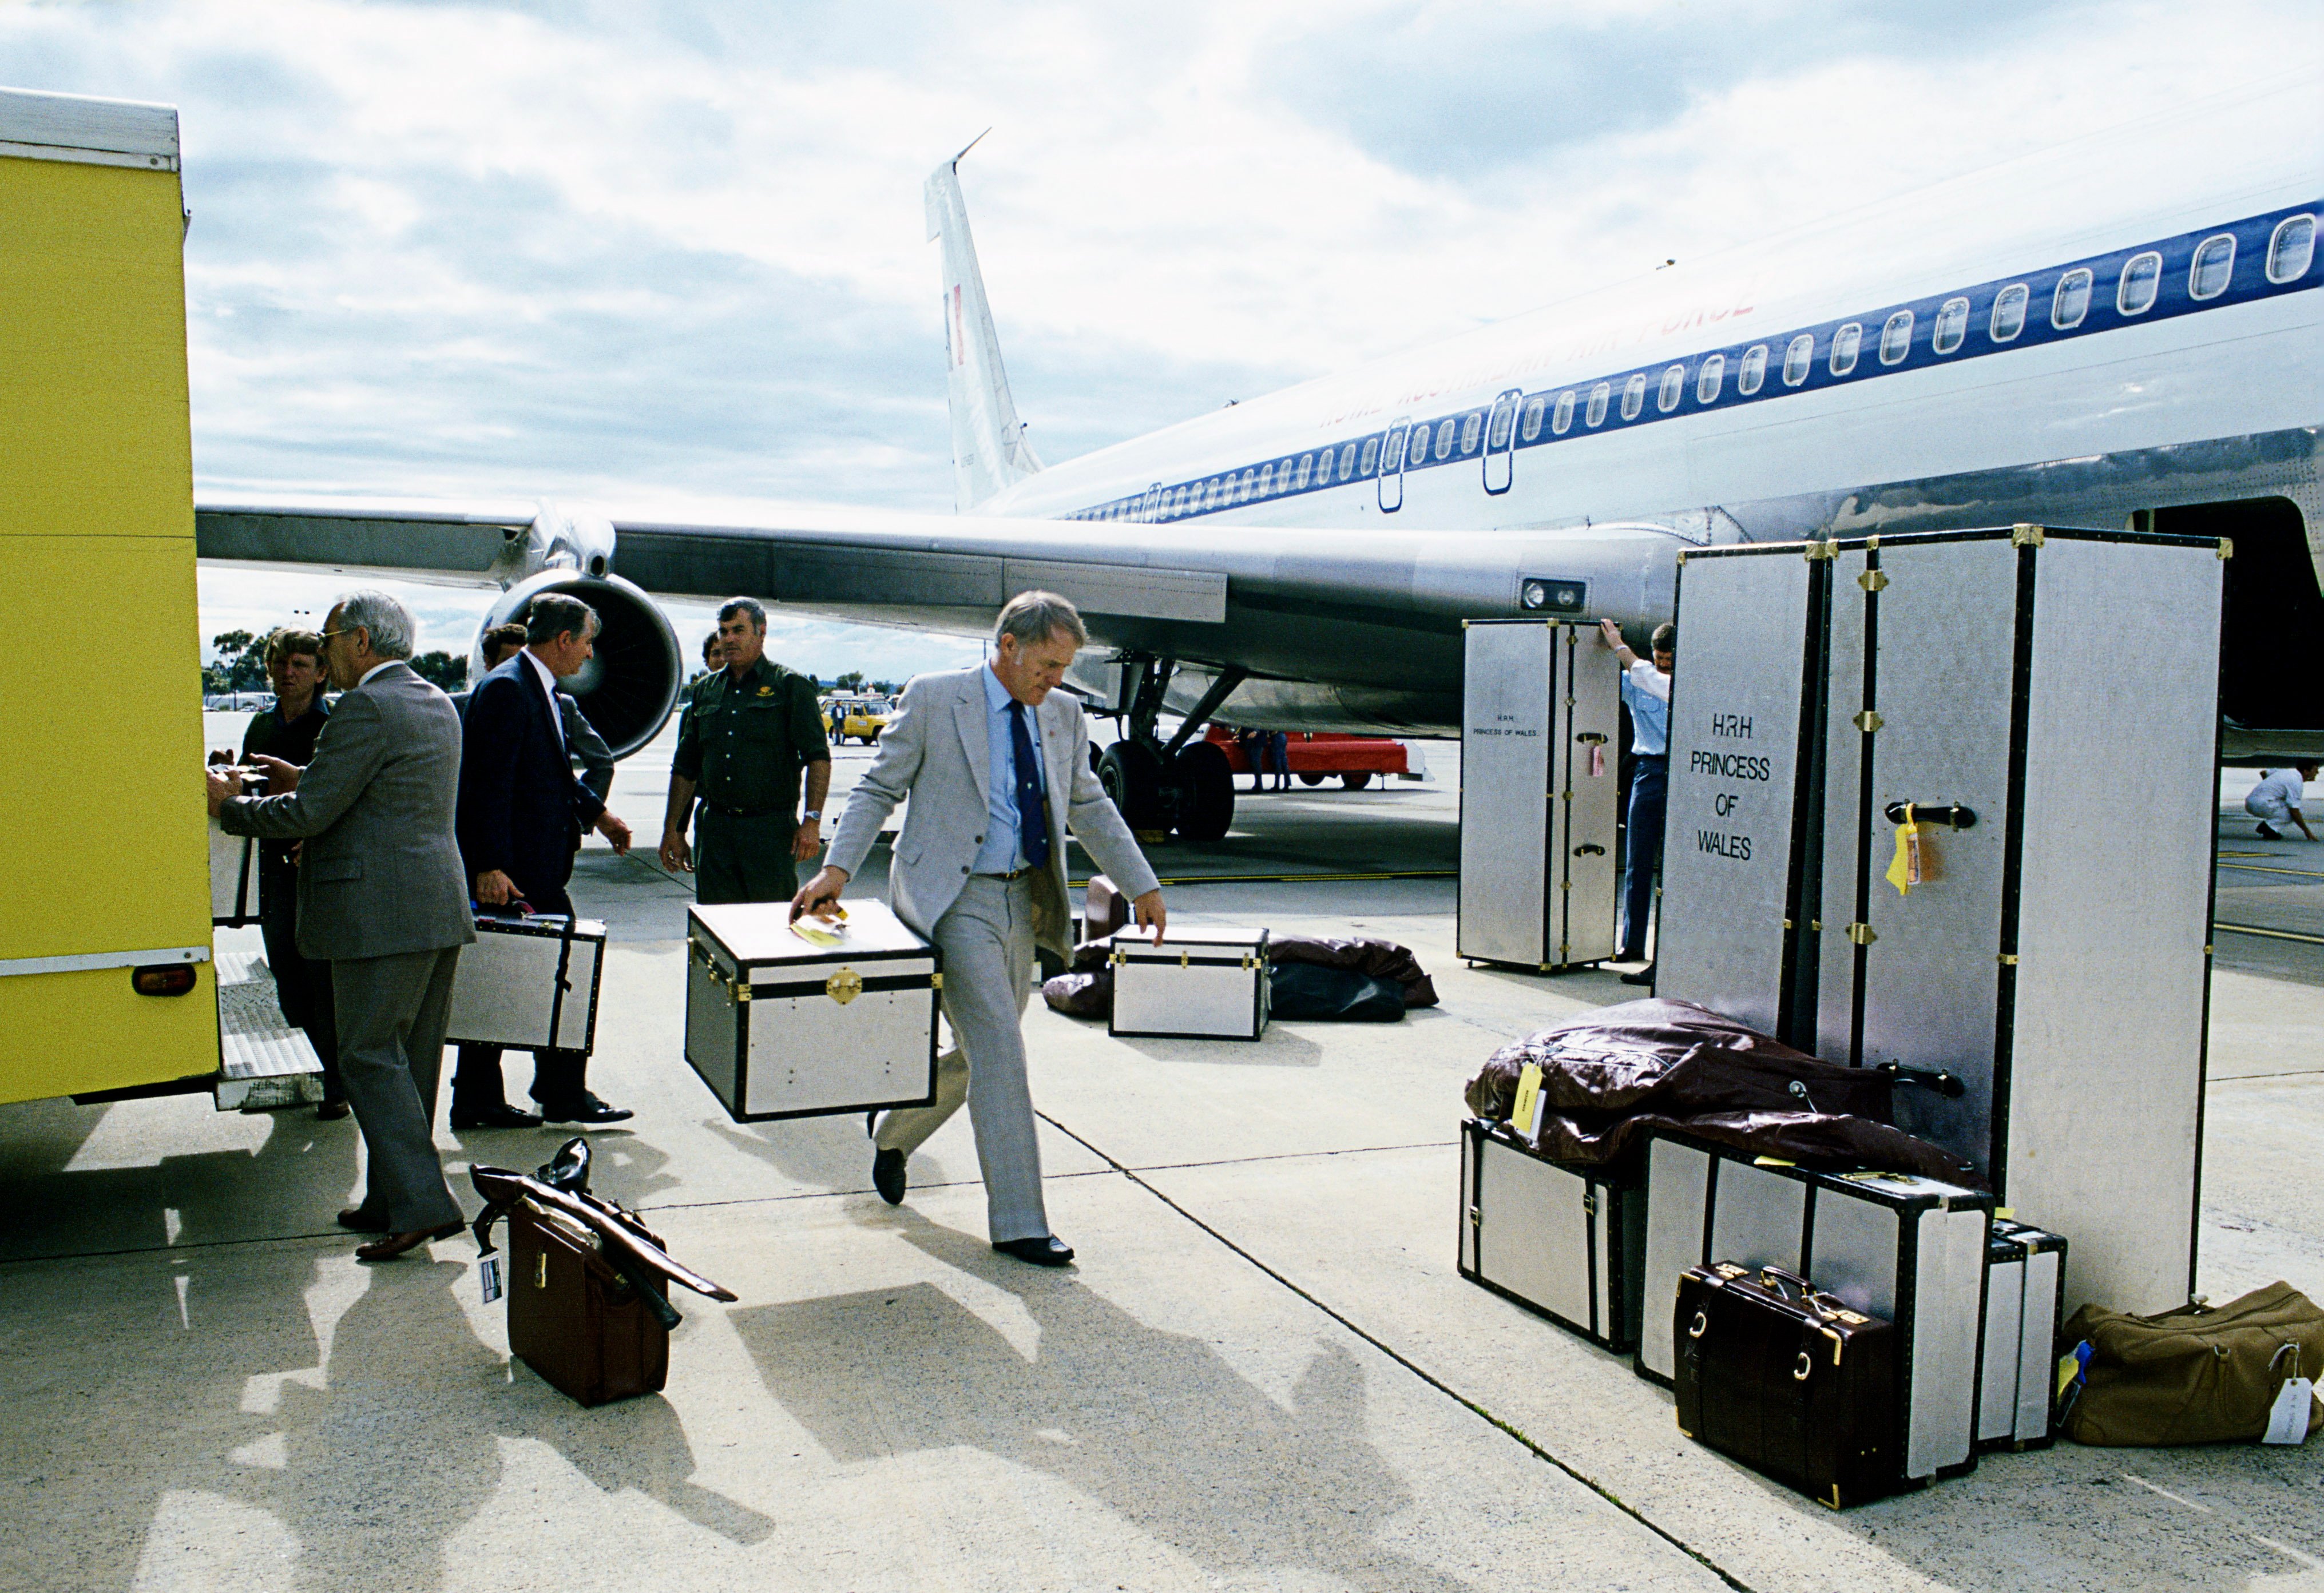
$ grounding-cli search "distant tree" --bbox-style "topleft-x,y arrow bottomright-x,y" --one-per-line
871,680 -> 901,695
832,670 -> 867,692
407,651 -> 468,692
208,629 -> 268,692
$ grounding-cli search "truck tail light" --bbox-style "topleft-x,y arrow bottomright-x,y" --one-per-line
132,964 -> 197,996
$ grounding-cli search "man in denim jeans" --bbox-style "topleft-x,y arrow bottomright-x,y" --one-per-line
1600,618 -> 1674,985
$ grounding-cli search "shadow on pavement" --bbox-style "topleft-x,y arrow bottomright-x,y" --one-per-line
733,1211 -> 1473,1593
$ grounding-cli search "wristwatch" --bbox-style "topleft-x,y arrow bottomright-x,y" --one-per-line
802,809 -> 822,821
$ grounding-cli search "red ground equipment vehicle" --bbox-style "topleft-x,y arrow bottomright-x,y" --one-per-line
1205,726 -> 1410,789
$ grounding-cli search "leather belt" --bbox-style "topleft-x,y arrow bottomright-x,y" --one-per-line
973,865 -> 1038,881
704,802 -> 782,819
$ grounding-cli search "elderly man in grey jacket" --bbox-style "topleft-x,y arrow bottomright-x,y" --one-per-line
795,591 -> 1164,1266
208,591 -> 474,1261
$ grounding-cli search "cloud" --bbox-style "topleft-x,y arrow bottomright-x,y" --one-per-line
6,0 -> 2319,686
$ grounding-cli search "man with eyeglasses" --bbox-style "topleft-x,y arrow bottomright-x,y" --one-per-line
208,591 -> 473,1262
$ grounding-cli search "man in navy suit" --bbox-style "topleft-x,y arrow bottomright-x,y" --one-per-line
452,593 -> 636,1127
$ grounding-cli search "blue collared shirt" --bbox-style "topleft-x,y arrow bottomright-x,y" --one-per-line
1621,661 -> 1671,757
972,664 -> 1047,873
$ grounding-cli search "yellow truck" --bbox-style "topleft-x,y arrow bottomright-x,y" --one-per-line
0,89 -> 254,1108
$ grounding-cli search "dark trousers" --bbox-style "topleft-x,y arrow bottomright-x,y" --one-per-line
259,860 -> 342,1102
1620,754 -> 1668,960
693,806 -> 800,906
450,878 -> 590,1112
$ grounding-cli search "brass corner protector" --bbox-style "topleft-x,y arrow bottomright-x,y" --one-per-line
2011,522 -> 2047,547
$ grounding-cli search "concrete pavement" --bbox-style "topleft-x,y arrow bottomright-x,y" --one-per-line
5,727 -> 2322,1591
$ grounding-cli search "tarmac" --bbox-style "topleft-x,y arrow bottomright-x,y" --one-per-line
2,722 -> 2321,1592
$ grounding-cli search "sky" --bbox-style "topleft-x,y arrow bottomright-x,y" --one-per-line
4,0 -> 2318,678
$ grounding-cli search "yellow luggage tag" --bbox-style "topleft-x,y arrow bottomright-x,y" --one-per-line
1510,1062 -> 1544,1138
1885,802 -> 1922,896
790,904 -> 850,950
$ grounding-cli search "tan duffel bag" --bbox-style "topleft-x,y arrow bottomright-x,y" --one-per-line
2059,1281 -> 2324,1446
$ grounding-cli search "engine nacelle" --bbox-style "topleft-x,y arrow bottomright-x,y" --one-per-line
474,570 -> 682,758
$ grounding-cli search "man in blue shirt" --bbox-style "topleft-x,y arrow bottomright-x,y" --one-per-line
799,592 -> 1164,1266
1600,618 -> 1675,983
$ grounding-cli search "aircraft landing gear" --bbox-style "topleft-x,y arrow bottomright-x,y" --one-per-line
1096,655 -> 1247,842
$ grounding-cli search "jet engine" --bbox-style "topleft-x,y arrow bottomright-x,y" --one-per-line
474,569 -> 683,758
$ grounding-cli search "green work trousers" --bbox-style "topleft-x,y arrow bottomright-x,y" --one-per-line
693,805 -> 800,905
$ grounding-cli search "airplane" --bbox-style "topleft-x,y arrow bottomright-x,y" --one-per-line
195,66 -> 2323,843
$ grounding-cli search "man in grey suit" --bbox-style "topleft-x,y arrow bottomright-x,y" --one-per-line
795,591 -> 1165,1266
207,591 -> 473,1261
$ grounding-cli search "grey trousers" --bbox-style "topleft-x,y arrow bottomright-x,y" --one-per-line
332,947 -> 464,1233
873,875 -> 1047,1244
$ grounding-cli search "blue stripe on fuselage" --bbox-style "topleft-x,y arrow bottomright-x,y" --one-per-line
1060,201 -> 2321,524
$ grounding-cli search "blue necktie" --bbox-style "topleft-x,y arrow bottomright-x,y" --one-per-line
1009,700 -> 1050,869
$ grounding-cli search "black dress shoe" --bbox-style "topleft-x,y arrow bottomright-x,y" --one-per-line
335,1205 -> 391,1233
355,1219 -> 464,1263
994,1235 -> 1074,1266
315,1097 -> 351,1122
451,1101 -> 544,1131
537,1092 -> 633,1125
872,1148 -> 907,1205
1619,964 -> 1656,986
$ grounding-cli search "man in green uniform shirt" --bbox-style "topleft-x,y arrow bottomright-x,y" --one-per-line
660,597 -> 832,903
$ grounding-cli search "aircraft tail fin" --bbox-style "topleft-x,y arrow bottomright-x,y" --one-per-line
925,138 -> 1041,511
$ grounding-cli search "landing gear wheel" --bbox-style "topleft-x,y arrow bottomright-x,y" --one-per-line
1340,771 -> 1374,790
1172,742 -> 1235,842
1298,772 -> 1327,787
1100,741 -> 1169,832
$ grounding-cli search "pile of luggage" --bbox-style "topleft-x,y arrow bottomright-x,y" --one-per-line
1044,875 -> 1439,1029
1461,1000 -> 2322,1507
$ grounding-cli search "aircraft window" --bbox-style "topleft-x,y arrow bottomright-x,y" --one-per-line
1339,443 -> 1358,480
2188,233 -> 2235,300
1434,419 -> 1456,460
1361,438 -> 1381,475
2052,267 -> 2092,329
1258,462 -> 1276,495
1552,390 -> 1576,433
1620,373 -> 1647,420
1697,354 -> 1724,405
2117,251 -> 2162,316
1989,283 -> 2028,342
1520,395 -> 1546,442
1657,365 -> 1684,412
1587,383 -> 1611,427
1879,310 -> 1913,366
1294,454 -> 1314,490
1783,333 -> 1813,386
1461,411 -> 1482,454
1829,323 -> 1861,376
1239,470 -> 1258,503
2266,214 -> 2315,283
1937,297 -> 1976,357
1738,345 -> 1766,395
1486,404 -> 1512,450
1207,477 -> 1226,509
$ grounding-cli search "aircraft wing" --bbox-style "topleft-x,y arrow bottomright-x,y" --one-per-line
192,491 -> 1681,678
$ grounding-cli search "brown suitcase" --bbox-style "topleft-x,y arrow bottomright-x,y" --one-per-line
1083,875 -> 1131,943
1674,1262 -> 1899,1508
506,1201 -> 670,1406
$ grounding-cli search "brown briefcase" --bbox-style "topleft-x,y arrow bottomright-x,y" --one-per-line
1674,1262 -> 1900,1508
506,1201 -> 670,1407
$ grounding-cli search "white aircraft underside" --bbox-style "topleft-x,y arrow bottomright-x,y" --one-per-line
194,70 -> 2324,789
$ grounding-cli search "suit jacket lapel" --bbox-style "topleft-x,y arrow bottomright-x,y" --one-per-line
954,672 -> 992,807
1038,696 -> 1069,829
